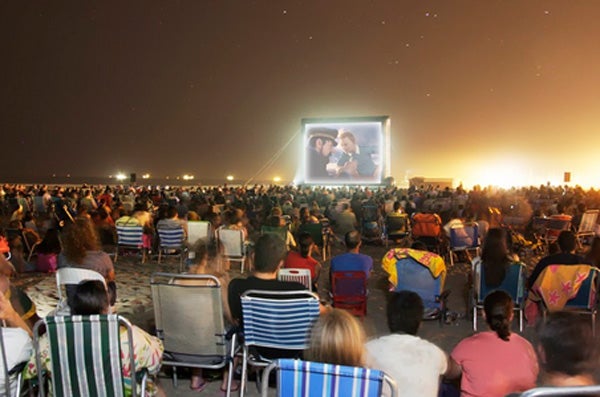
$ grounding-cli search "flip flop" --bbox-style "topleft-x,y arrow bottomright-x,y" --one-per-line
190,381 -> 209,392
220,380 -> 240,392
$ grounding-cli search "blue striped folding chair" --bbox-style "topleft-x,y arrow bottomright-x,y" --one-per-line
261,359 -> 398,397
115,225 -> 146,264
240,290 -> 320,397
33,314 -> 147,397
157,227 -> 187,272
448,222 -> 480,267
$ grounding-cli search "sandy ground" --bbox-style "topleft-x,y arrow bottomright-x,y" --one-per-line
13,240 -> 595,396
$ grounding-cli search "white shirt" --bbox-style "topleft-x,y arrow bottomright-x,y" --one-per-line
0,327 -> 33,395
366,333 -> 447,397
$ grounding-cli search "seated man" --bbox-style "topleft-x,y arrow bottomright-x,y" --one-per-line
330,231 -> 373,279
528,230 -> 587,288
366,291 -> 457,397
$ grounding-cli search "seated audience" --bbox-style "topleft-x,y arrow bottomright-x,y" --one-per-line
25,280 -> 164,395
305,308 -> 365,367
528,230 -> 587,288
583,236 -> 600,268
0,272 -> 40,330
330,231 -> 373,279
447,290 -> 538,397
284,232 -> 321,289
476,228 -> 519,288
366,290 -> 456,397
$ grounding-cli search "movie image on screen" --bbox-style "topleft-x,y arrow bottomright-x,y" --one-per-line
302,116 -> 390,185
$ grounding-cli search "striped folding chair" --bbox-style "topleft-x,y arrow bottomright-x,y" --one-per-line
240,290 -> 320,397
157,227 -> 187,272
33,314 -> 147,397
261,359 -> 398,397
517,385 -> 600,396
115,225 -> 146,264
277,268 -> 312,291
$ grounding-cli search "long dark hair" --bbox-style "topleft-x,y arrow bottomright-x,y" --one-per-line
481,228 -> 512,287
483,290 -> 513,341
298,232 -> 314,259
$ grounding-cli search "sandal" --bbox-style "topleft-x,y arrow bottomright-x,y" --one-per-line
220,380 -> 240,392
190,380 -> 209,392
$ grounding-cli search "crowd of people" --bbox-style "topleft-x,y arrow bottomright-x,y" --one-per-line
0,181 -> 599,396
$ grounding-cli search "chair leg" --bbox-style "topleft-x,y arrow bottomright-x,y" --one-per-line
158,250 -> 162,264
593,312 -> 596,337
519,309 -> 523,333
449,250 -> 454,267
114,248 -> 119,264
473,306 -> 477,331
240,347 -> 248,397
141,248 -> 146,264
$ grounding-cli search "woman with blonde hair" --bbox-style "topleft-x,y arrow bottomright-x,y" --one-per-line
306,308 -> 366,367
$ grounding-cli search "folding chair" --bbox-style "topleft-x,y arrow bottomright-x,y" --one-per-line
187,221 -> 211,248
541,216 -> 572,251
55,268 -> 106,316
471,260 -> 526,332
33,314 -> 147,397
297,223 -> 330,261
448,222 -> 480,267
277,268 -> 312,291
5,228 -> 40,263
261,359 -> 398,397
383,214 -> 410,248
150,273 -> 238,396
239,290 -> 320,397
115,225 -> 146,264
411,213 -> 443,254
575,209 -> 599,249
517,385 -> 600,396
0,327 -> 28,397
217,228 -> 248,273
157,227 -> 187,272
330,271 -> 367,317
534,265 -> 599,336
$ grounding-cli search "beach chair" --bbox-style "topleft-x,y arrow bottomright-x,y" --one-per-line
0,327 -> 28,397
150,273 -> 238,396
261,359 -> 398,397
5,228 -> 40,263
383,213 -> 410,248
157,227 -> 187,272
239,290 -> 320,397
115,225 -> 146,264
574,209 -> 599,249
411,212 -> 443,254
297,222 -> 330,261
517,385 -> 600,396
187,220 -> 211,248
55,267 -> 106,315
532,265 -> 599,335
447,222 -> 480,267
33,314 -> 148,397
217,228 -> 248,273
330,271 -> 368,317
277,268 -> 312,291
541,216 -> 572,250
389,251 -> 448,323
471,259 -> 526,332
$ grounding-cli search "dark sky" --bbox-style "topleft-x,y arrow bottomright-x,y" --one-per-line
2,1 -> 599,187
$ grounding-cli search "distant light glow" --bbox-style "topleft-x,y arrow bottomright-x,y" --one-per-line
226,175 -> 234,181
182,174 -> 194,181
273,176 -> 281,183
115,173 -> 127,181
142,173 -> 151,179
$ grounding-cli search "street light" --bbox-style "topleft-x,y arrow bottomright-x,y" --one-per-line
226,175 -> 234,182
273,176 -> 281,183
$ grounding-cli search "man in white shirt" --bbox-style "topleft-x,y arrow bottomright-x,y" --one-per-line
366,291 -> 457,397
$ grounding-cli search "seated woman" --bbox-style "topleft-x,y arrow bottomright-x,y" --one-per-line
283,232 -> 321,290
24,280 -> 164,396
447,290 -> 539,397
475,228 -> 519,288
305,308 -> 365,367
59,217 -> 117,308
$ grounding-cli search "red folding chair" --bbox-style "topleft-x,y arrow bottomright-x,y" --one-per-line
330,271 -> 367,317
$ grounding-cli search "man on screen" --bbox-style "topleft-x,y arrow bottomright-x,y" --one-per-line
306,127 -> 338,180
336,130 -> 377,179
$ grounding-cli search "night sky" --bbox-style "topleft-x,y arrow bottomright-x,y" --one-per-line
2,1 -> 600,187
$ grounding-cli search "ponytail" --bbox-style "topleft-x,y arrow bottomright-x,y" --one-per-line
483,290 -> 513,341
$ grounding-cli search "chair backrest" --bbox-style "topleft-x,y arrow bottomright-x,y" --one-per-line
385,214 -> 409,236
277,268 -> 312,290
217,228 -> 245,257
331,271 -> 367,298
240,290 -> 320,350
476,262 -> 526,304
518,385 -> 600,396
449,223 -> 479,249
150,273 -> 227,358
56,268 -> 106,304
261,225 -> 288,241
187,221 -> 211,247
393,257 -> 442,310
115,225 -> 144,247
577,210 -> 599,234
411,213 -> 442,238
297,223 -> 324,246
262,359 -> 398,397
157,227 -> 185,249
33,314 -> 136,397
0,327 -> 26,397
535,265 -> 597,311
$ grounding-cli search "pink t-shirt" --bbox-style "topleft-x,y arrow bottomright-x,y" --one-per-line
451,331 -> 539,397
